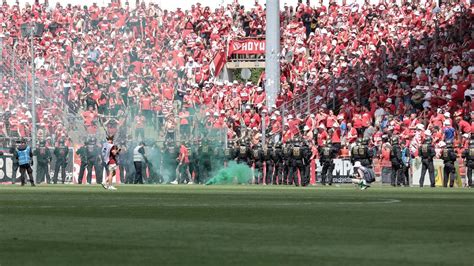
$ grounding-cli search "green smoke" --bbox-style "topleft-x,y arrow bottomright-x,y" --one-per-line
206,161 -> 255,185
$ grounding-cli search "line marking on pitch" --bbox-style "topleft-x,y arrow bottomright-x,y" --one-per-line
0,199 -> 401,209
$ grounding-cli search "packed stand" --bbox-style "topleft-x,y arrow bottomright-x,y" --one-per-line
0,0 -> 473,186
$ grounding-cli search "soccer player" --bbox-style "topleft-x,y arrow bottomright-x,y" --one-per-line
351,161 -> 375,190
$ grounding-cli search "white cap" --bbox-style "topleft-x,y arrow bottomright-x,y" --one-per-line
386,98 -> 392,103
353,161 -> 361,168
444,120 -> 450,126
304,125 -> 310,131
444,112 -> 450,117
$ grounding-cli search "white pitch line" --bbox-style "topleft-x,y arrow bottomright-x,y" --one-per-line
0,199 -> 401,209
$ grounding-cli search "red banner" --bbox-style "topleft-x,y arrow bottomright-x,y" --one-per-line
228,39 -> 266,56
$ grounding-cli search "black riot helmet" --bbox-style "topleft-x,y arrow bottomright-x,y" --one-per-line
356,138 -> 363,145
39,140 -> 46,147
362,138 -> 369,145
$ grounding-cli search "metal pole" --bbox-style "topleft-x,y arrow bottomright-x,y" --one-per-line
265,0 -> 280,109
12,45 -> 15,80
31,25 -> 36,150
0,35 -> 3,82
357,64 -> 361,103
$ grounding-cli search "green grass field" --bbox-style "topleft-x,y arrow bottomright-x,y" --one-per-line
0,185 -> 473,266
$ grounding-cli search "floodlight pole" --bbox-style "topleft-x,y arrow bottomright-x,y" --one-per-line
0,35 -> 3,82
30,25 -> 36,150
264,0 -> 280,146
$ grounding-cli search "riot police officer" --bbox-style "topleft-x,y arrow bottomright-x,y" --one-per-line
224,141 -> 235,167
262,143 -> 273,184
34,140 -> 52,184
188,142 -> 199,182
281,141 -> 292,185
211,142 -> 224,172
9,140 -> 19,184
198,139 -> 212,184
271,142 -> 283,184
441,141 -> 457,188
86,137 -> 102,184
166,141 -> 179,184
237,140 -> 250,167
319,140 -> 338,185
351,138 -> 363,166
288,139 -> 304,186
252,143 -> 264,184
390,137 -> 403,187
301,141 -> 312,186
76,140 -> 88,184
53,139 -> 69,184
461,139 -> 474,188
418,137 -> 436,187
360,138 -> 373,168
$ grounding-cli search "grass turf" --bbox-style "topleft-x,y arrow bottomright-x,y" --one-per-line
0,185 -> 473,266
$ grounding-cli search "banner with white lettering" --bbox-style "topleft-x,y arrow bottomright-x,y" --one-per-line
228,39 -> 266,56
316,159 -> 354,184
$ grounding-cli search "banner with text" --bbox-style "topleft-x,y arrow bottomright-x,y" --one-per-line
228,39 -> 266,56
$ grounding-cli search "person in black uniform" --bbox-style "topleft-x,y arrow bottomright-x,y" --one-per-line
350,138 -> 363,167
236,140 -> 250,166
252,143 -> 264,184
75,140 -> 88,184
211,142 -> 224,173
34,140 -> 52,184
118,140 -> 129,184
318,140 -> 338,185
223,141 -> 235,167
440,141 -> 457,188
461,139 -> 474,188
86,137 -> 102,184
53,139 -> 69,184
360,138 -> 373,168
301,141 -> 312,186
166,141 -> 179,184
9,140 -> 20,184
188,142 -> 199,182
390,137 -> 403,187
262,142 -> 273,184
418,137 -> 436,187
197,139 -> 212,184
271,142 -> 283,185
281,140 -> 292,185
288,139 -> 304,186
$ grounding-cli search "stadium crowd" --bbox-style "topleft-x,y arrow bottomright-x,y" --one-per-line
0,0 -> 473,186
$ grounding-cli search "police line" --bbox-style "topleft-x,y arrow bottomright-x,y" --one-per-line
0,153 -> 467,186
0,148 -> 74,183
